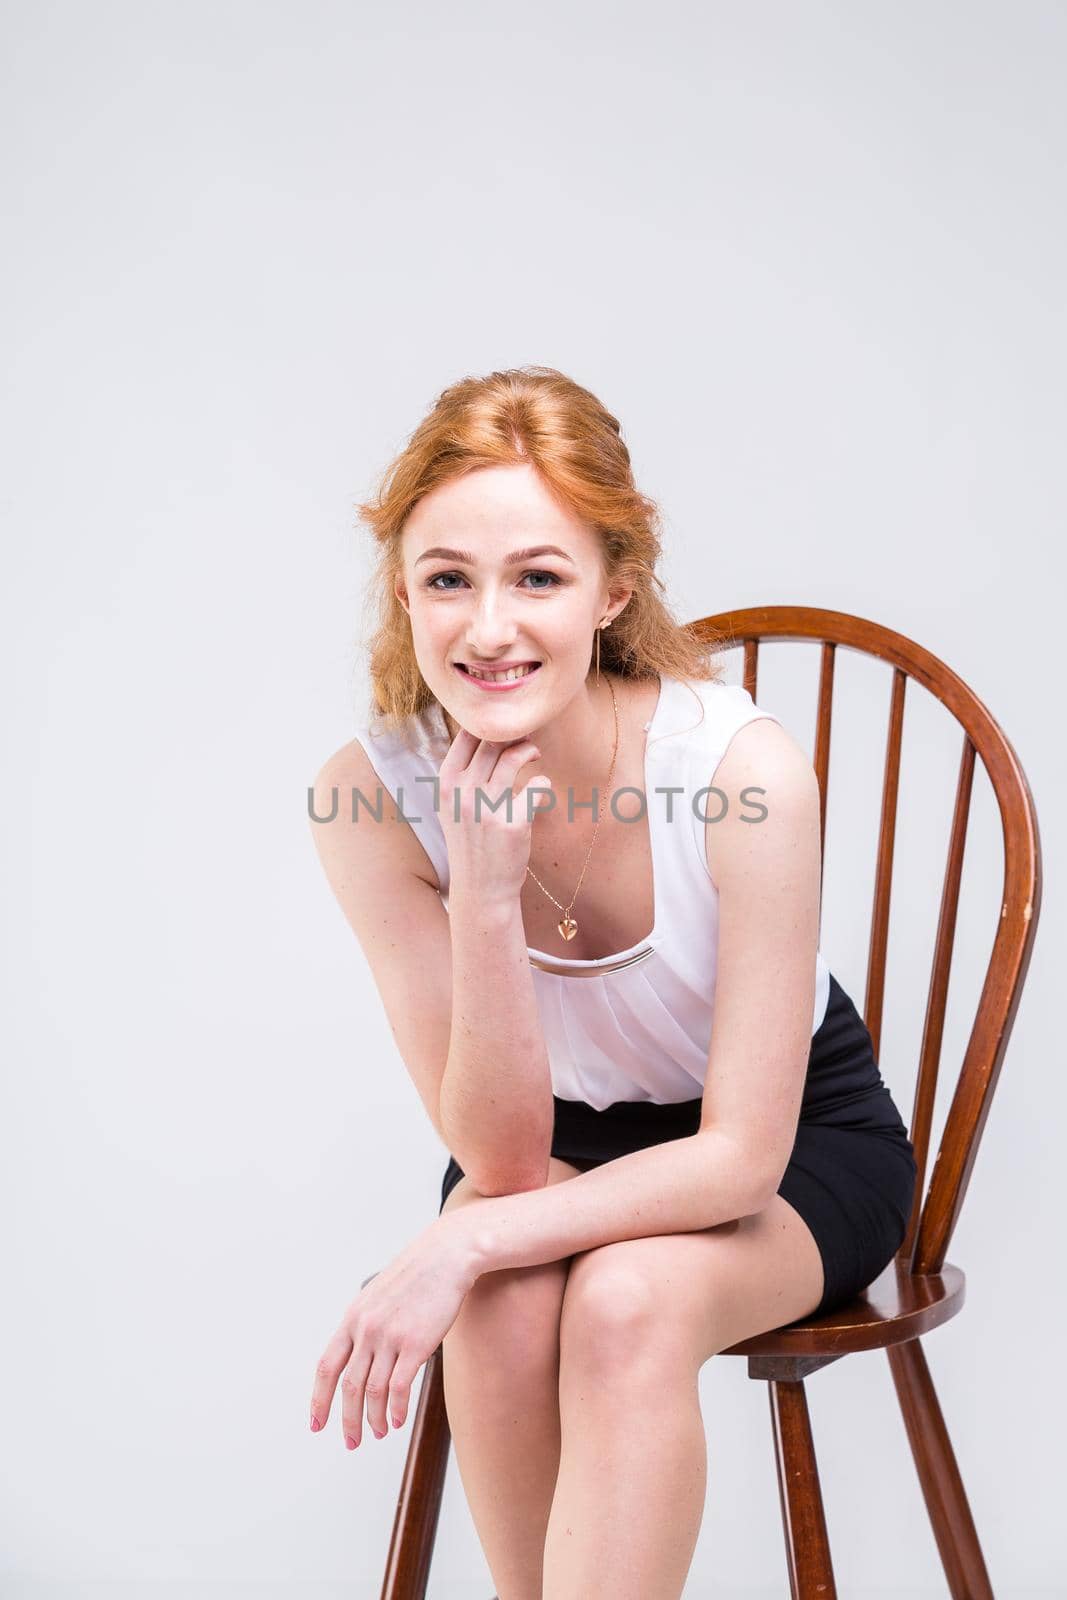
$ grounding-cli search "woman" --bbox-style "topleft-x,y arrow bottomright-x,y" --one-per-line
307,366 -> 917,1599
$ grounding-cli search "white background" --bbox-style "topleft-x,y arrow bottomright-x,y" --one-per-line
3,1 -> 1062,1595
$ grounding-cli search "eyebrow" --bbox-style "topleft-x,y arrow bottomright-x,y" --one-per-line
414,544 -> 576,568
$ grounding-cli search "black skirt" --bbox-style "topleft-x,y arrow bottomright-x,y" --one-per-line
438,973 -> 918,1319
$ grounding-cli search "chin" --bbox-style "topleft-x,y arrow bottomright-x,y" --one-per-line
457,711 -> 538,740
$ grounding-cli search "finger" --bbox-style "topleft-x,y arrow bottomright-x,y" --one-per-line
310,1325 -> 354,1433
363,1344 -> 400,1440
442,731 -> 519,789
465,738 -> 541,799
460,736 -> 512,786
488,739 -> 542,795
521,776 -> 555,822
493,738 -> 540,773
388,1356 -> 419,1430
438,726 -> 479,774
341,1341 -> 374,1449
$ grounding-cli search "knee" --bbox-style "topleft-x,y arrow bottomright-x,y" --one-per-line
558,1263 -> 670,1381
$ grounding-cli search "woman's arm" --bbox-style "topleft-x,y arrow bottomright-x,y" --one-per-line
455,1126 -> 775,1278
448,716 -> 823,1278
309,739 -> 552,1194
439,883 -> 554,1196
310,733 -> 555,1197
433,727 -> 561,1194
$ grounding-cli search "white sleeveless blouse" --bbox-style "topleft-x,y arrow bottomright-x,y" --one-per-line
352,673 -> 832,1112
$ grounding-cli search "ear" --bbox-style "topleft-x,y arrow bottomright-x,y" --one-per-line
393,572 -> 410,616
603,583 -> 635,628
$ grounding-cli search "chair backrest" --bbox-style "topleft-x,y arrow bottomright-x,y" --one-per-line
695,606 -> 1042,1280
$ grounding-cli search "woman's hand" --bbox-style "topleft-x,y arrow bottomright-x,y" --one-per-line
309,1211 -> 482,1449
438,727 -> 554,903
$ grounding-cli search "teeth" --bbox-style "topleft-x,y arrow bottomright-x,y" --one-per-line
465,664 -> 537,682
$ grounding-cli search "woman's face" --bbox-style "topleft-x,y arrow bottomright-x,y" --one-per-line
395,463 -> 628,739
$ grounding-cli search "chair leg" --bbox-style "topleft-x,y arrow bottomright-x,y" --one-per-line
380,1345 -> 452,1600
767,1378 -> 837,1600
887,1337 -> 994,1600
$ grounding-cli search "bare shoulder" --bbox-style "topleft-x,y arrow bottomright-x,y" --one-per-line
309,736 -> 442,892
704,716 -> 821,893
713,714 -> 817,791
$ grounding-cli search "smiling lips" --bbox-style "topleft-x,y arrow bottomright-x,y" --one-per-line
455,663 -> 542,690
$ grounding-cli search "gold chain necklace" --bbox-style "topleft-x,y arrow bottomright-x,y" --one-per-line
525,676 -> 619,942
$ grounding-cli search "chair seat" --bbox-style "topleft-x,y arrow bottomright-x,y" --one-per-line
719,1260 -> 966,1359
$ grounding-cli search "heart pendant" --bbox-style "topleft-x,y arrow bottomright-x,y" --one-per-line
558,916 -> 578,941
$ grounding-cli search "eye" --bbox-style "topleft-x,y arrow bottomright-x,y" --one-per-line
423,570 -> 563,593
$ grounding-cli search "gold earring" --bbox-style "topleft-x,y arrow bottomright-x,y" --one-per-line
595,617 -> 610,683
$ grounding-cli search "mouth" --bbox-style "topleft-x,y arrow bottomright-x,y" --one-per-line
454,662 -> 542,691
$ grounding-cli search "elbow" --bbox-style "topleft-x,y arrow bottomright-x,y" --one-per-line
440,1115 -> 552,1198
748,1156 -> 789,1215
700,1126 -> 784,1217
748,1177 -> 783,1216
439,1089 -> 554,1197
737,1143 -> 788,1215
467,1156 -> 553,1198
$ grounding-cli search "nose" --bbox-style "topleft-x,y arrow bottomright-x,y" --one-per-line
462,587 -> 521,657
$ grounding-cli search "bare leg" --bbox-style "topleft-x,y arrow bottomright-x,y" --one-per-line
439,1157 -> 584,1600
545,1331 -> 708,1598
542,1196 -> 825,1598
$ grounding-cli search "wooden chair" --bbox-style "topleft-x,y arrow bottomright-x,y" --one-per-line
363,606 -> 1042,1599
